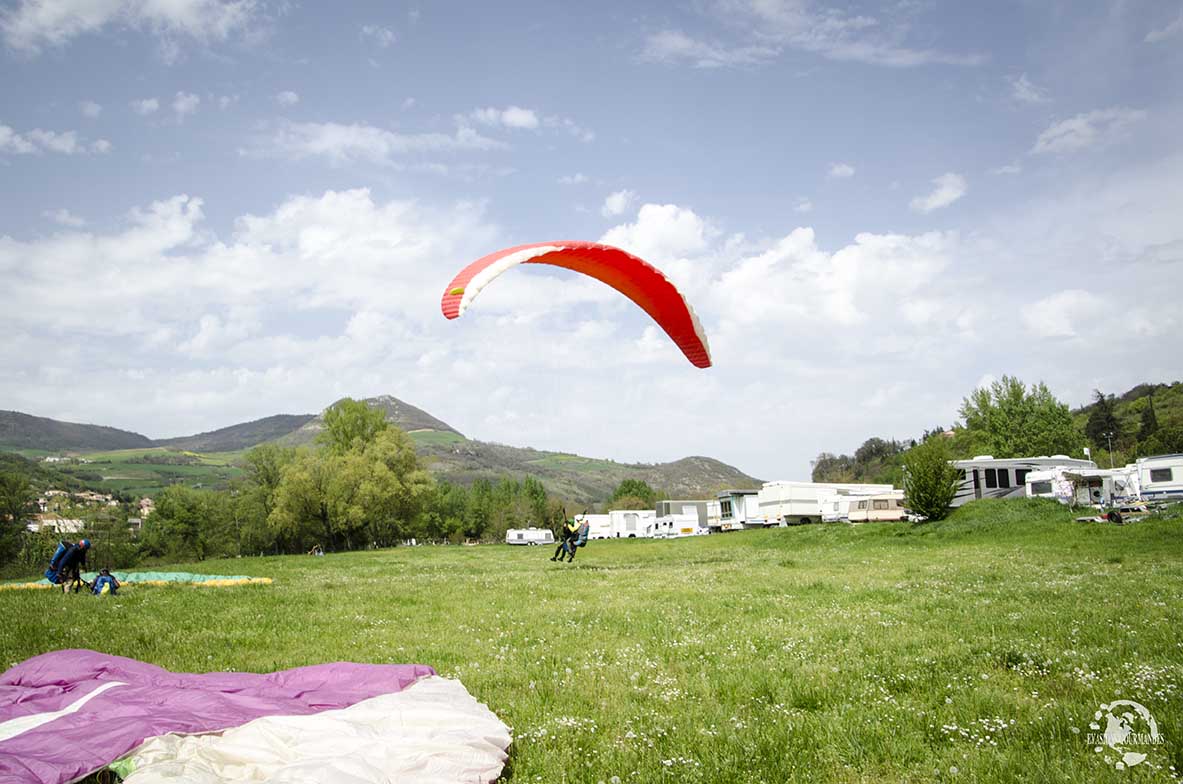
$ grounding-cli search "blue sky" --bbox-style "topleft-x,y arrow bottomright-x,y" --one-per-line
2,0 -> 1181,481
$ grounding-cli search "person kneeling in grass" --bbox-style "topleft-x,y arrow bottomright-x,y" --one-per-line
91,568 -> 119,596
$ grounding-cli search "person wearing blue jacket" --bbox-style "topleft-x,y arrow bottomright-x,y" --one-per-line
91,568 -> 119,596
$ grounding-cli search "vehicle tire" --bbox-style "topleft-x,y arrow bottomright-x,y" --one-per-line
799,517 -> 811,525
1107,510 -> 1123,525
628,534 -> 636,538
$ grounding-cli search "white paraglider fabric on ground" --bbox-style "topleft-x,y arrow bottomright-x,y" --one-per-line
117,676 -> 511,784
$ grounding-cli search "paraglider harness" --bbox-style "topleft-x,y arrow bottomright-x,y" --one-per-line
563,517 -> 591,556
46,541 -> 90,593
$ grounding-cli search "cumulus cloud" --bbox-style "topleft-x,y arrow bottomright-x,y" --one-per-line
131,97 -> 160,115
1008,73 -> 1049,104
0,123 -> 109,155
828,162 -> 855,178
1020,289 -> 1103,338
79,100 -> 102,118
601,189 -> 637,217
43,208 -> 86,227
469,105 -> 540,130
360,23 -> 395,47
641,1 -> 985,69
172,91 -> 200,119
257,121 -> 506,166
0,0 -> 260,55
275,90 -> 300,107
1031,107 -> 1146,155
909,173 -> 967,213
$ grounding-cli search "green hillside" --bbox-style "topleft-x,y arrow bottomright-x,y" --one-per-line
0,410 -> 151,452
153,414 -> 315,452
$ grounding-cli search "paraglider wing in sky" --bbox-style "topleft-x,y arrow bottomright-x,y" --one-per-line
440,241 -> 712,368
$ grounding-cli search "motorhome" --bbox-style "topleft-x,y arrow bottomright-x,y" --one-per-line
1024,467 -> 1139,506
846,492 -> 909,523
505,528 -> 555,546
818,490 -> 886,522
950,456 -> 1095,507
1136,453 -> 1183,501
608,509 -> 656,538
758,481 -> 895,525
580,514 -> 612,540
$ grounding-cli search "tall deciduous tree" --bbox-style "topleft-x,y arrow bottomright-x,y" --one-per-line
958,376 -> 1081,458
0,473 -> 34,528
611,479 -> 657,507
319,398 -> 390,455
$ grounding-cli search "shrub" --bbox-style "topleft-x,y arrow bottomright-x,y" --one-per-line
903,437 -> 960,521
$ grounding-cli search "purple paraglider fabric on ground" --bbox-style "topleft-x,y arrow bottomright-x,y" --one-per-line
0,650 -> 437,784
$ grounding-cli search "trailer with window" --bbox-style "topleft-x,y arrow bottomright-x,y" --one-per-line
1136,453 -> 1183,501
758,481 -> 895,525
608,509 -> 656,538
847,492 -> 909,522
951,455 -> 1095,507
505,527 -> 555,546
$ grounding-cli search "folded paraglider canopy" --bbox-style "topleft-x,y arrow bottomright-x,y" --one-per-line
0,571 -> 272,591
0,650 -> 511,784
441,241 -> 713,368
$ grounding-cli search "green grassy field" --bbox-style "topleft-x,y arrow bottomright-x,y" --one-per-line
48,447 -> 247,495
4,499 -> 1180,783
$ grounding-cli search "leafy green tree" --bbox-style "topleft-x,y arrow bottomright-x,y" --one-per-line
903,437 -> 960,521
0,472 -> 34,566
611,479 -> 657,507
319,398 -> 390,455
958,376 -> 1081,457
1084,389 -> 1121,449
142,485 -> 217,560
812,452 -> 854,482
1138,395 -> 1159,440
854,437 -> 900,465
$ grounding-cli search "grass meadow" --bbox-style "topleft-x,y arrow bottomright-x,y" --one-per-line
4,499 -> 1181,783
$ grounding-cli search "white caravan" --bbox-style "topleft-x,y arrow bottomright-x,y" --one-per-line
608,509 -> 656,538
758,481 -> 895,525
847,492 -> 909,522
505,527 -> 555,546
580,514 -> 613,540
1136,454 -> 1183,501
1024,467 -> 1140,506
950,456 -> 1095,507
653,513 -> 708,539
818,490 -> 892,522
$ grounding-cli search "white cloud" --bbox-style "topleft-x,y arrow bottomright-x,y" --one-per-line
256,121 -> 506,166
828,162 -> 855,178
131,97 -> 160,115
794,198 -> 813,214
641,29 -> 777,68
1031,107 -> 1146,155
543,115 -> 595,143
360,23 -> 395,47
641,2 -> 986,69
43,208 -> 86,227
1020,289 -> 1103,338
1145,9 -> 1183,42
600,203 -> 713,265
275,90 -> 300,107
0,0 -> 259,55
172,91 -> 200,119
601,189 -> 637,218
1008,73 -> 1049,104
0,123 -> 108,155
469,105 -> 539,130
909,173 -> 967,213
558,173 -> 588,185
79,100 -> 102,118
218,94 -> 238,110
991,163 -> 1022,175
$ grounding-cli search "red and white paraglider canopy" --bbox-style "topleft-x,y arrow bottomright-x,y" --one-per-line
440,241 -> 712,368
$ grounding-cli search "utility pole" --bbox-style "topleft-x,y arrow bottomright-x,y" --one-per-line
1104,432 -> 1115,469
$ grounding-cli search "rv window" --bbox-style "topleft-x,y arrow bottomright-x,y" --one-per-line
894,499 -> 905,508
720,499 -> 733,518
1015,469 -> 1029,485
985,469 -> 998,489
1150,468 -> 1173,483
1030,481 -> 1053,495
857,500 -> 868,510
997,469 -> 1010,489
873,500 -> 889,510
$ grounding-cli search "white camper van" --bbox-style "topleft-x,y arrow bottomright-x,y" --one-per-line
608,509 -> 656,538
505,527 -> 555,546
1024,467 -> 1135,506
846,492 -> 909,523
950,456 -> 1095,507
654,513 -> 708,538
1136,454 -> 1183,501
758,481 -> 895,525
